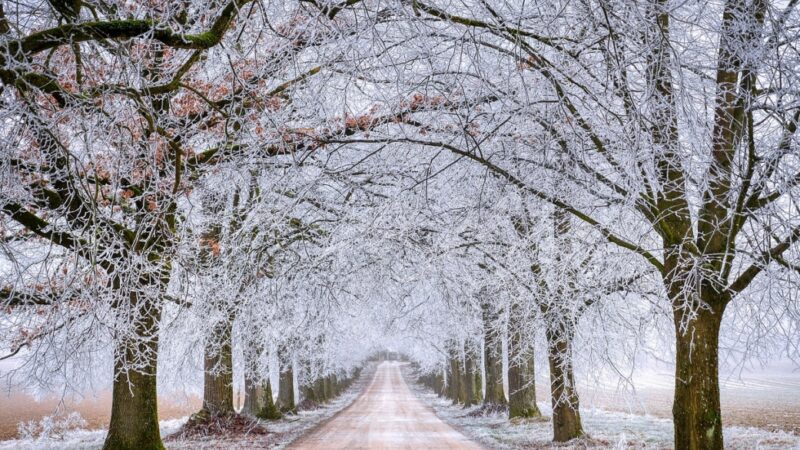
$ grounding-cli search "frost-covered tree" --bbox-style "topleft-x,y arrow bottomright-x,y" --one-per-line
2,0 -> 798,448
0,0 -> 376,447
0,1 -> 257,446
388,1 -> 800,447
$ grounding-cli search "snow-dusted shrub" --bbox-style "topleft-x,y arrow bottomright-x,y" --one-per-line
17,412 -> 88,441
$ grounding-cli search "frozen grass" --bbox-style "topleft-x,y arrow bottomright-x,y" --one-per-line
4,362 -> 795,449
405,368 -> 800,449
0,416 -> 188,450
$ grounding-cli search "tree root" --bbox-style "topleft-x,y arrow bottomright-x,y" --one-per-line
167,411 -> 269,440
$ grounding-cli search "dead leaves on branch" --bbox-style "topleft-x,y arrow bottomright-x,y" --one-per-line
262,92 -> 461,152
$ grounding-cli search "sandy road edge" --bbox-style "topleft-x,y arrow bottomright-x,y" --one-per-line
290,361 -> 484,449
283,362 -> 379,449
392,362 -> 484,448
398,364 -> 493,450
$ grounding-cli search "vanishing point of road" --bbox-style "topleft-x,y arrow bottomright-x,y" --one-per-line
290,361 -> 482,449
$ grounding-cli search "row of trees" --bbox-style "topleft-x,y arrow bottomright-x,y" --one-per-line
407,197 -> 649,442
2,0 -> 799,449
335,1 -> 800,448
0,1 -> 384,448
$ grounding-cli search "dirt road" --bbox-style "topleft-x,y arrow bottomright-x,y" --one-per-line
290,361 -> 482,449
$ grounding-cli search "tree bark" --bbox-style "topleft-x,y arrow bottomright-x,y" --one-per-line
474,358 -> 482,402
508,320 -> 541,419
545,320 -> 584,442
457,362 -> 468,405
673,307 -> 724,450
666,253 -> 728,450
314,376 -> 327,403
242,375 -> 265,416
482,304 -> 506,406
447,348 -> 462,403
330,374 -> 340,397
201,320 -> 234,415
301,366 -> 320,405
278,361 -> 296,413
483,335 -> 506,405
257,379 -> 282,420
103,296 -> 163,450
241,339 -> 266,416
463,346 -> 477,407
323,375 -> 332,401
432,370 -> 445,396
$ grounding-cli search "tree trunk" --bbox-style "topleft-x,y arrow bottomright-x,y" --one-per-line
278,362 -> 296,413
672,296 -> 726,449
474,359 -> 482,402
242,375 -> 265,416
201,320 -> 234,415
330,374 -> 340,397
483,335 -> 506,405
301,384 -> 316,403
458,367 -> 468,404
483,305 -> 506,406
314,376 -> 327,403
256,379 -> 282,420
540,208 -> 583,440
323,375 -> 332,401
242,340 -> 265,416
103,296 -> 163,450
463,347 -> 476,407
301,365 -> 320,405
508,323 -> 541,419
298,361 -> 313,405
545,320 -> 584,442
432,370 -> 444,396
447,350 -> 462,403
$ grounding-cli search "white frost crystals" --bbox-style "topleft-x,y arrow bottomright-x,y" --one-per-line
1,0 -> 799,449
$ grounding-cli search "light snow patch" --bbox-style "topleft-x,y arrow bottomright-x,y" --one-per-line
0,417 -> 188,450
405,367 -> 800,449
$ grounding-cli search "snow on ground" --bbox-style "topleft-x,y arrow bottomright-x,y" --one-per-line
405,368 -> 800,449
0,417 -> 188,450
167,363 -> 376,449
582,366 -> 800,434
259,362 -> 376,449
4,361 -> 796,449
0,363 -> 374,450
